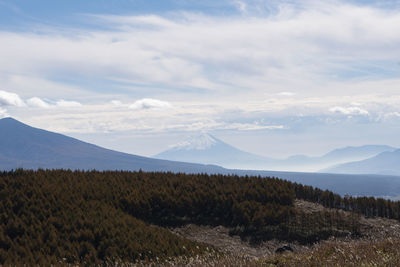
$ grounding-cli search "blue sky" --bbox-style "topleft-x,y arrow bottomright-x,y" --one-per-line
1,0 -> 400,160
0,0 -> 239,28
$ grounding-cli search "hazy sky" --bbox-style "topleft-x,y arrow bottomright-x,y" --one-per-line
1,0 -> 400,158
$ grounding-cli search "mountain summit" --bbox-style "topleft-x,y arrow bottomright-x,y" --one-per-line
155,133 -> 269,169
168,133 -> 218,151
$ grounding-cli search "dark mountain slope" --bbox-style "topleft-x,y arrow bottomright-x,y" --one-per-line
0,117 -> 223,173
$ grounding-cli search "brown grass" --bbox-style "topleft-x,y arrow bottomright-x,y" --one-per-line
261,238 -> 400,267
109,238 -> 400,266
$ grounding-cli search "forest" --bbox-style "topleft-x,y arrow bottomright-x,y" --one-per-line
1,169 -> 400,264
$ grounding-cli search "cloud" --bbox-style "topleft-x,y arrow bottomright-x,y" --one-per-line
0,74 -> 87,100
0,90 -> 24,107
0,90 -> 84,110
129,98 -> 172,110
27,97 -> 51,108
14,93 -> 400,137
234,0 -> 247,13
1,1 -> 400,100
26,97 -> 83,109
386,112 -> 400,117
0,107 -> 8,118
55,100 -> 82,108
277,92 -> 296,97
110,100 -> 123,106
382,112 -> 400,121
222,123 -> 284,131
329,106 -> 369,116
350,101 -> 362,106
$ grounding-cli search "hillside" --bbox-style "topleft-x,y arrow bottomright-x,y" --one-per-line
0,117 -> 224,173
2,170 -> 400,265
1,170 -> 294,264
172,199 -> 400,260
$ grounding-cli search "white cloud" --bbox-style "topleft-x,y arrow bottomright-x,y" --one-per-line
329,106 -> 369,116
277,92 -> 296,97
0,107 -> 8,118
382,112 -> 400,121
110,100 -> 123,106
0,90 -> 24,107
350,101 -> 362,106
56,100 -> 82,108
234,0 -> 247,13
0,91 -> 84,110
26,97 -> 84,109
387,112 -> 400,117
222,123 -> 284,131
27,97 -> 51,108
16,99 -> 285,135
1,1 -> 400,99
129,98 -> 172,110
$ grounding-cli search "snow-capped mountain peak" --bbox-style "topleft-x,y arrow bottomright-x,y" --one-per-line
155,133 -> 269,169
170,133 -> 218,151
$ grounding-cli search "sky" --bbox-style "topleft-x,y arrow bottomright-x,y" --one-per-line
1,0 -> 400,158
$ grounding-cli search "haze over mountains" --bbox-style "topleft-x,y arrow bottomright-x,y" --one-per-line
154,133 -> 268,169
155,133 -> 396,172
0,117 -> 224,173
2,117 -> 400,197
324,149 -> 400,176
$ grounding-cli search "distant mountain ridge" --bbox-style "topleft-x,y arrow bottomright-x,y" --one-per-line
320,145 -> 397,162
2,117 -> 400,198
324,149 -> 400,176
285,145 -> 397,172
155,133 -> 396,171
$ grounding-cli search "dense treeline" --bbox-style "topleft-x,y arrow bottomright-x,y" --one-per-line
0,169 -> 295,264
116,172 -> 359,244
119,172 -> 294,227
0,170 -> 207,265
0,169 -> 398,264
294,183 -> 400,220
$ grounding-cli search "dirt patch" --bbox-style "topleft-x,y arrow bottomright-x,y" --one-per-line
294,199 -> 328,213
295,199 -> 400,240
171,224 -> 309,259
359,216 -> 400,240
171,200 -> 400,259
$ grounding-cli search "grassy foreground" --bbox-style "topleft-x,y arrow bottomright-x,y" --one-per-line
128,239 -> 400,266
